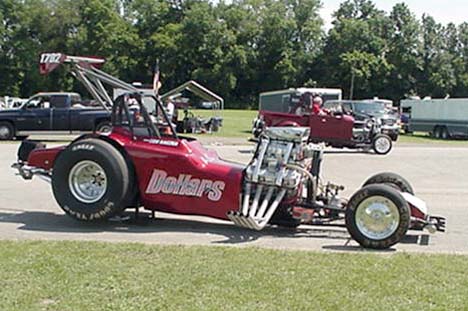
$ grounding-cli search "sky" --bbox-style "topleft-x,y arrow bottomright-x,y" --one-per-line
320,0 -> 468,29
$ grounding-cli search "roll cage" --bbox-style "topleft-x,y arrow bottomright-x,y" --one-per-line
39,53 -> 177,139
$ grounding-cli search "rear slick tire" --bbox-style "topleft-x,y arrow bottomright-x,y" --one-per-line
52,138 -> 133,221
345,184 -> 410,249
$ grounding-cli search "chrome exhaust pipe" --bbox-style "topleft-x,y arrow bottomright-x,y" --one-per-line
249,185 -> 263,217
256,186 -> 274,218
260,188 -> 286,226
242,183 -> 252,216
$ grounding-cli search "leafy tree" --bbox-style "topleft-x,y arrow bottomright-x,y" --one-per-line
418,14 -> 456,97
385,3 -> 421,100
318,0 -> 390,99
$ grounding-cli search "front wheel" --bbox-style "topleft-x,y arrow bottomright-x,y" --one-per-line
345,184 -> 410,249
0,122 -> 14,140
372,134 -> 392,155
52,138 -> 133,221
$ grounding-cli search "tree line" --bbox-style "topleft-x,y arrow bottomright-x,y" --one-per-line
1,0 -> 467,108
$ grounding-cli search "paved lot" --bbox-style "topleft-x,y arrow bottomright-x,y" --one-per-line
0,138 -> 467,254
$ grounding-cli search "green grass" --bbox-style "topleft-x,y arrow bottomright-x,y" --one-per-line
399,132 -> 468,145
189,109 -> 257,138
1,240 -> 467,311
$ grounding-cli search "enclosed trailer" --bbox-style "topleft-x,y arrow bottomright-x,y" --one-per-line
401,98 -> 468,139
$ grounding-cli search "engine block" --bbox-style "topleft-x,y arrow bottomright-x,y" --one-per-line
228,127 -> 323,230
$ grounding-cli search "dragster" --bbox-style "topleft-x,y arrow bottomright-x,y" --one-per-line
12,54 -> 445,249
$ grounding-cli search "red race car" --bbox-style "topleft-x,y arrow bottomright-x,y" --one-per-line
12,54 -> 445,249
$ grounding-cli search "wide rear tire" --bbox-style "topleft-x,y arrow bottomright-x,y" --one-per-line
345,184 -> 410,249
52,138 -> 133,221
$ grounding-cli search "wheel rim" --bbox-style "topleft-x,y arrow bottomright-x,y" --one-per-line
355,195 -> 400,240
374,137 -> 390,153
0,125 -> 11,139
68,160 -> 107,203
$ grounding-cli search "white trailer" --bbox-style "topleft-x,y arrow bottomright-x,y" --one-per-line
401,98 -> 468,139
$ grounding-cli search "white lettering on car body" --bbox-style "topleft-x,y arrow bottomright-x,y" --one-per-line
145,169 -> 225,202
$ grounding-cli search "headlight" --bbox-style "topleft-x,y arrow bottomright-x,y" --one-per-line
366,120 -> 373,128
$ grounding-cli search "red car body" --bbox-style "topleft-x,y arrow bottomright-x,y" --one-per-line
260,110 -> 355,142
26,128 -> 244,221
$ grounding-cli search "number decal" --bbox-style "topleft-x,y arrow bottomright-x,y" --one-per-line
40,53 -> 63,64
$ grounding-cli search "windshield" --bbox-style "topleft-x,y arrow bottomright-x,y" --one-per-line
353,102 -> 386,116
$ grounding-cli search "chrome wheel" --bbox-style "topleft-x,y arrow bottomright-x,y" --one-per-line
68,160 -> 107,203
355,195 -> 400,240
374,136 -> 391,154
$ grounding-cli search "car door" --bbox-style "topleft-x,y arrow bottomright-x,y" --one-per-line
51,95 -> 70,131
15,95 -> 52,131
309,102 -> 346,140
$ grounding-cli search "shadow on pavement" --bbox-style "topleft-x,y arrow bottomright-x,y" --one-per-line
0,211 -> 426,249
0,210 -> 351,245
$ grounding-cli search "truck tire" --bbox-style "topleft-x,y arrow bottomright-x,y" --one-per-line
440,126 -> 450,140
96,121 -> 112,133
0,122 -> 14,140
372,134 -> 392,155
345,184 -> 410,249
52,138 -> 133,221
362,172 -> 414,195
433,126 -> 441,139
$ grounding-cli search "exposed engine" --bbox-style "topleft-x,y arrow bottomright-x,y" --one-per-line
228,127 -> 322,230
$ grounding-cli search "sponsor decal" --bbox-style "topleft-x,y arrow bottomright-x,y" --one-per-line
145,169 -> 225,201
143,138 -> 179,147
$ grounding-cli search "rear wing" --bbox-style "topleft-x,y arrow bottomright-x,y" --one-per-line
39,53 -> 105,75
38,53 -> 139,111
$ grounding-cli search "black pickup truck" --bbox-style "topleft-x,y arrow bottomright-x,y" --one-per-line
0,92 -> 111,140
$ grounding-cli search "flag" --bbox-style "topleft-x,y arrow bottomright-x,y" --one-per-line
153,60 -> 162,96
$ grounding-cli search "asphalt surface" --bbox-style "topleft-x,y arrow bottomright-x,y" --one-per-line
0,138 -> 467,254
